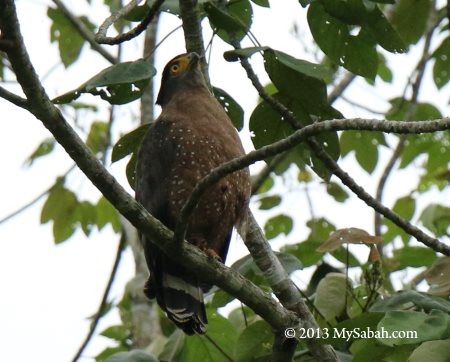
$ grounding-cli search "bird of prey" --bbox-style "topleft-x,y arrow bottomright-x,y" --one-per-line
135,52 -> 251,335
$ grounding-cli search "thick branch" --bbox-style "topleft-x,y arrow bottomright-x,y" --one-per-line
179,0 -> 210,85
0,0 -> 296,334
95,0 -> 164,45
51,0 -> 118,64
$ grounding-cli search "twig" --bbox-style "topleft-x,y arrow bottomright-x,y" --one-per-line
0,184 -> 50,224
341,95 -> 386,115
0,85 -> 28,110
230,43 -> 450,256
204,334 -> 234,362
251,152 -> 286,194
374,139 -> 405,238
374,14 -> 436,242
95,0 -> 165,45
0,165 -> 76,224
51,0 -> 118,64
328,72 -> 356,104
71,233 -> 127,362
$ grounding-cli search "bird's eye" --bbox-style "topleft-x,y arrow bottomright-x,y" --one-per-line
170,63 -> 180,74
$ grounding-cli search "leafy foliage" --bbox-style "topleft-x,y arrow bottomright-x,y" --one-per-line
6,0 -> 450,361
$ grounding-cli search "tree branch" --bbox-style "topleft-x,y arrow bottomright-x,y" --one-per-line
0,0 -> 297,335
179,0 -> 210,85
374,138 -> 405,238
251,152 -> 286,194
51,0 -> 118,64
175,116 -> 450,248
95,0 -> 165,45
374,14 -> 437,246
0,85 -> 29,110
230,44 -> 450,256
327,72 -> 356,104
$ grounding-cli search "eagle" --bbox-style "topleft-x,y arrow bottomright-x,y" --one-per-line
135,52 -> 251,334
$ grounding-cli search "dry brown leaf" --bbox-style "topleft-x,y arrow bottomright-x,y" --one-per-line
317,227 -> 382,252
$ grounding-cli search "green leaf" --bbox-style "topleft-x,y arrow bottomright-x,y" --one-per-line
213,87 -> 244,130
326,182 -> 349,202
325,312 -> 385,345
75,201 -> 97,236
321,0 -> 367,25
96,346 -> 129,362
235,321 -> 273,361
249,93 -> 339,181
228,306 -> 259,332
231,252 -> 302,283
389,0 -> 431,46
390,246 -> 437,271
211,288 -> 235,308
257,195 -> 282,210
112,124 -> 149,163
409,339 -> 450,362
223,46 -> 268,62
371,290 -> 450,313
282,218 -> 335,266
377,309 -> 450,346
96,196 -> 121,233
204,0 -> 253,44
387,99 -> 442,122
86,121 -> 109,156
330,247 -> 361,267
53,59 -> 155,105
104,350 -> 158,362
376,53 -> 393,83
48,7 -> 95,67
314,273 -> 351,323
41,183 -> 79,243
383,195 -> 415,244
340,131 -> 386,173
350,339 -> 400,362
432,37 -> 450,89
254,174 -> 274,194
365,7 -> 406,53
263,49 -> 330,109
308,2 -> 377,79
126,152 -> 138,190
178,310 -> 238,362
24,138 -> 55,167
420,204 -> 450,237
101,325 -> 130,342
158,329 -> 184,361
251,0 -> 269,7
123,3 -> 151,21
281,240 -> 323,267
264,214 -> 293,239
212,253 -> 300,305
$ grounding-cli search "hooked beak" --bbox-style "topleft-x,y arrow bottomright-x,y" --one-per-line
188,52 -> 202,70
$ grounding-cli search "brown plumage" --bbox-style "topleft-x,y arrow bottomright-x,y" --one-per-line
135,53 -> 250,335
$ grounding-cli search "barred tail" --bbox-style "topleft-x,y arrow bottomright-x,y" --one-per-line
162,272 -> 207,335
